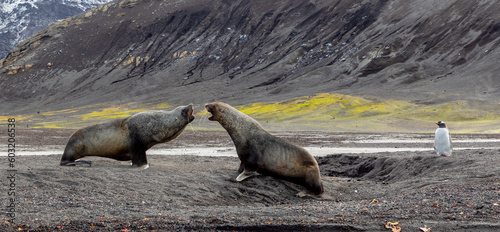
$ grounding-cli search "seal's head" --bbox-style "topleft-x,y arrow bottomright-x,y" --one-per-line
183,104 -> 196,123
205,102 -> 224,121
205,102 -> 258,128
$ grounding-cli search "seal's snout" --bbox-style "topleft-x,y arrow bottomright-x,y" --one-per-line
205,103 -> 215,121
187,104 -> 195,122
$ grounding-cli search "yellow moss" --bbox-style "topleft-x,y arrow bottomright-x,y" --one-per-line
39,108 -> 80,116
74,102 -> 173,121
237,93 -> 500,132
196,110 -> 210,117
5,94 -> 499,133
0,115 -> 32,121
155,103 -> 170,108
4,102 -> 174,129
33,121 -> 65,129
239,93 -> 396,121
76,107 -> 141,121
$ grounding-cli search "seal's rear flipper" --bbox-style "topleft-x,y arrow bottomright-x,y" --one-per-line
63,160 -> 92,166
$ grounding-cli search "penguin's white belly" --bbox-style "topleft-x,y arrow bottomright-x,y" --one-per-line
435,128 -> 452,155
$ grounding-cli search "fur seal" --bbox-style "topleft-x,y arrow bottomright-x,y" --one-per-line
60,104 -> 195,168
434,121 -> 452,156
205,102 -> 324,196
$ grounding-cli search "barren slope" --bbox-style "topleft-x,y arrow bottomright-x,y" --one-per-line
1,0 -> 499,114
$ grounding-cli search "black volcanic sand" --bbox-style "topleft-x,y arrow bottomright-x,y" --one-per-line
1,129 -> 499,231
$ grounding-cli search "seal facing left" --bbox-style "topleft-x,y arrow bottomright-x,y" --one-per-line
60,104 -> 195,168
205,102 -> 324,196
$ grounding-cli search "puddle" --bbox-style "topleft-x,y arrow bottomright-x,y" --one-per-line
11,145 -> 500,157
342,139 -> 500,144
6,135 -> 499,157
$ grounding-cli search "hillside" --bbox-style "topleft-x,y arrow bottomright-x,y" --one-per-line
0,0 -> 113,59
1,0 -> 499,124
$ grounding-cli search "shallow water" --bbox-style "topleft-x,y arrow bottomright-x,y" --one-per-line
11,138 -> 500,157
347,139 -> 500,144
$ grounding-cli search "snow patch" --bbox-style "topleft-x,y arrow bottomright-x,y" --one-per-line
0,0 -> 114,58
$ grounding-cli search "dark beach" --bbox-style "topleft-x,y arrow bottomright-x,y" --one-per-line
1,129 -> 499,231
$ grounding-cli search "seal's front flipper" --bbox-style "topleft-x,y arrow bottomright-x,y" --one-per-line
130,142 -> 148,167
236,171 -> 259,181
296,190 -> 313,198
238,162 -> 244,173
296,190 -> 324,199
63,160 -> 92,166
138,164 -> 149,169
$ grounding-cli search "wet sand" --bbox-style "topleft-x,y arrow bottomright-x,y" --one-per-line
1,129 -> 499,231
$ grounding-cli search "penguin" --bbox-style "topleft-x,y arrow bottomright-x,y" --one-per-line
434,121 -> 452,156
